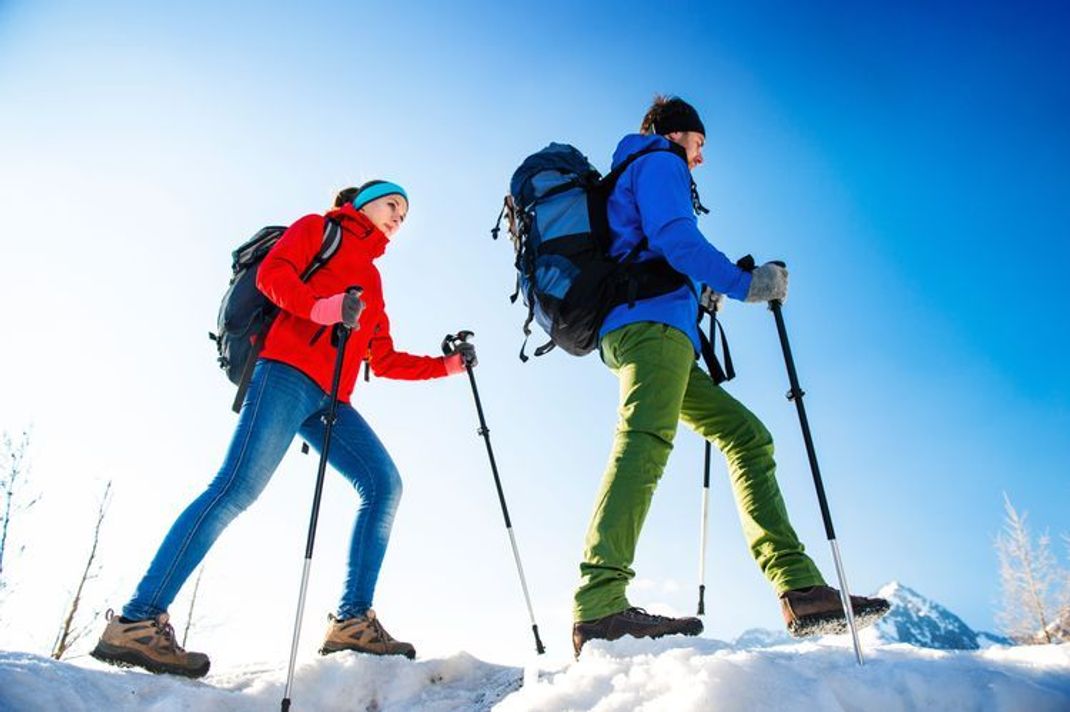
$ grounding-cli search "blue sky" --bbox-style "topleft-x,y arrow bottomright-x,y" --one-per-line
1,1 -> 1067,667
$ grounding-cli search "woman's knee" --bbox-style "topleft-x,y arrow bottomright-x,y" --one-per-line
384,464 -> 404,510
205,465 -> 267,516
380,463 -> 403,502
351,460 -> 403,509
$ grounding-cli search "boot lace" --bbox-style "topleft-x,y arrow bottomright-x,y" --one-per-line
623,607 -> 673,623
366,615 -> 395,644
152,615 -> 185,654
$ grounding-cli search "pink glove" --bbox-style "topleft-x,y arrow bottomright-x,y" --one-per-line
310,291 -> 364,327
444,352 -> 467,375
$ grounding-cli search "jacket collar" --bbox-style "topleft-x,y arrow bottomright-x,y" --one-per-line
328,203 -> 389,258
611,133 -> 688,171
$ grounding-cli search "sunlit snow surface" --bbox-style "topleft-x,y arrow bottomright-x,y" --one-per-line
3,638 -> 1068,712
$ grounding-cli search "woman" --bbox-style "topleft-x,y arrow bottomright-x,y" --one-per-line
91,181 -> 475,677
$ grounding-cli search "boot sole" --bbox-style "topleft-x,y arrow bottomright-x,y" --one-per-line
90,641 -> 210,679
574,618 -> 704,657
787,602 -> 891,638
319,643 -> 416,660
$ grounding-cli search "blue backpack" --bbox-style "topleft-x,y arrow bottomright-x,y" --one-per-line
494,142 -> 694,359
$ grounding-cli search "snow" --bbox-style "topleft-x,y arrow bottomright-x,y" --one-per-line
0,651 -> 520,712
503,638 -> 1070,712
732,627 -> 792,649
3,639 -> 1068,712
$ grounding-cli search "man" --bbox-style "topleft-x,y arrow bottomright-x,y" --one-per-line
572,96 -> 889,655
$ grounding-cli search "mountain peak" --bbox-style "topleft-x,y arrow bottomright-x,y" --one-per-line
736,581 -> 1012,650
872,581 -> 983,650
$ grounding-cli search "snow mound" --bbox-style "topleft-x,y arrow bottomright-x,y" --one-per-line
499,638 -> 1070,712
733,627 -> 793,649
0,649 -> 520,712
2,640 -> 1069,711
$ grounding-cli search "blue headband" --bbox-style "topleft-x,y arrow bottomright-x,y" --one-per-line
352,181 -> 408,210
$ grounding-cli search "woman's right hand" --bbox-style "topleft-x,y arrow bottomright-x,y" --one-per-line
310,289 -> 364,327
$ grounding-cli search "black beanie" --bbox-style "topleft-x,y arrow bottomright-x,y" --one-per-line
645,97 -> 705,136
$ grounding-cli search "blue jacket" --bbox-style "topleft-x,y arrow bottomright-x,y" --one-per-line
599,134 -> 752,353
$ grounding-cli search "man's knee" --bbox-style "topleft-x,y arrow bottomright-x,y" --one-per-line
723,414 -> 774,461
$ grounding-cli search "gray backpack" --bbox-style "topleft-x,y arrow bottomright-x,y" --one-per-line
209,219 -> 342,411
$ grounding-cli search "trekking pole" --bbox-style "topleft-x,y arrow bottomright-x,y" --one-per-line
765,262 -> 864,666
281,289 -> 359,712
697,312 -> 715,616
442,331 -> 545,655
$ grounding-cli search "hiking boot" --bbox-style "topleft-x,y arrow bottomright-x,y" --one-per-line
319,610 -> 416,659
780,585 -> 891,637
572,607 -> 703,657
90,609 -> 210,678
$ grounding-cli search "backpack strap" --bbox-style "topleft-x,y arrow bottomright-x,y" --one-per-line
602,144 -> 705,308
600,145 -> 674,193
302,218 -> 343,279
698,311 -> 735,385
231,336 -> 263,412
230,217 -> 344,412
603,142 -> 708,216
516,298 -> 557,361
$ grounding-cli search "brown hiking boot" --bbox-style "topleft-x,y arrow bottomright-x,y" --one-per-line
780,585 -> 891,637
319,610 -> 416,659
90,609 -> 210,678
572,607 -> 703,657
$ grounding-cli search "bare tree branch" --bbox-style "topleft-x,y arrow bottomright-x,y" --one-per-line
52,481 -> 112,660
1,429 -> 33,592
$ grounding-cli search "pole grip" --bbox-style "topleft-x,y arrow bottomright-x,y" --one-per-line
442,331 -> 474,352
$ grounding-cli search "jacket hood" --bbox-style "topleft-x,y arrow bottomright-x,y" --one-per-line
328,203 -> 389,258
611,133 -> 673,170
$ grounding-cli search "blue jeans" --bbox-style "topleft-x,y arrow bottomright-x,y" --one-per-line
123,359 -> 402,621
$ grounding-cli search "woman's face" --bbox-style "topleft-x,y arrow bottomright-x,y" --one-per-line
359,194 -> 408,238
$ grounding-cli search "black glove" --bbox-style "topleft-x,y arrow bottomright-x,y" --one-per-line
341,290 -> 364,328
455,341 -> 477,367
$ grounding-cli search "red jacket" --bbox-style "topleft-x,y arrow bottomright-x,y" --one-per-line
256,204 -> 450,403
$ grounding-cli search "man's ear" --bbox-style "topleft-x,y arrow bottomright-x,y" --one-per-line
665,131 -> 683,143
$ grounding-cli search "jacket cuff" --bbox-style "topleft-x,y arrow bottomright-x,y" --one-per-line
443,353 -> 467,376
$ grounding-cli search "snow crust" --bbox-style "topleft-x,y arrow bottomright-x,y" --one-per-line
0,650 -> 519,712
2,639 -> 1068,712
506,637 -> 1070,712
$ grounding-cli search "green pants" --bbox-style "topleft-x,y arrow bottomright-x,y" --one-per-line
573,321 -> 825,622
